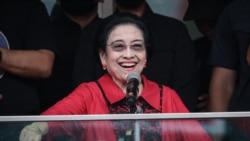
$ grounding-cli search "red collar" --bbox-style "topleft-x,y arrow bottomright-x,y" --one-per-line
98,73 -> 161,111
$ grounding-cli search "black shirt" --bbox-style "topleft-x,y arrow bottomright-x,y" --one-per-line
0,0 -> 57,115
139,4 -> 199,111
72,17 -> 104,86
194,37 -> 212,97
40,12 -> 103,111
209,0 -> 250,111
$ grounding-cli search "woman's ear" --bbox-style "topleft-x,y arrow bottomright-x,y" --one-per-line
99,49 -> 106,67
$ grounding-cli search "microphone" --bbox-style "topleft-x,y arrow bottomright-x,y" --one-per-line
126,72 -> 141,106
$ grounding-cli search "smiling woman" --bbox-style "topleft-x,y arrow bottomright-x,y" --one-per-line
98,21 -> 147,90
19,13 -> 212,141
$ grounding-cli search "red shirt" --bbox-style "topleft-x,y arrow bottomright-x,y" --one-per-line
43,73 -> 212,141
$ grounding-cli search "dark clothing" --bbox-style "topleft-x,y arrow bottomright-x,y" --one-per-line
209,0 -> 250,111
40,13 -> 82,111
139,5 -> 199,112
73,4 -> 199,111
40,11 -> 103,111
194,37 -> 212,96
72,17 -> 104,86
0,0 -> 57,115
209,1 -> 250,139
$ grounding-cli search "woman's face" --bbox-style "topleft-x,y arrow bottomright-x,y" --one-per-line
99,24 -> 147,86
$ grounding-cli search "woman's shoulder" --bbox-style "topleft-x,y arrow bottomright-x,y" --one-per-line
74,74 -> 112,95
72,81 -> 100,95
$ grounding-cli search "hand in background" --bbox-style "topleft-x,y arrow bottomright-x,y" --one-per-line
196,94 -> 209,112
19,122 -> 48,141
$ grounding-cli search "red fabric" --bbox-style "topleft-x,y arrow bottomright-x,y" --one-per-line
42,73 -> 212,141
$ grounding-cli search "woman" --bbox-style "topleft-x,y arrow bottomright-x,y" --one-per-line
19,14 -> 212,141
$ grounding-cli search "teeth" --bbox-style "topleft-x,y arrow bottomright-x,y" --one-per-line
120,62 -> 136,67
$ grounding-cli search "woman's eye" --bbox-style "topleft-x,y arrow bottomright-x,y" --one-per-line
131,44 -> 145,51
112,44 -> 125,51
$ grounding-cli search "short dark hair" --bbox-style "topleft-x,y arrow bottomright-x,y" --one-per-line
95,13 -> 152,58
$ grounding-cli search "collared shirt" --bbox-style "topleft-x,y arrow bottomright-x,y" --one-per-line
43,74 -> 211,141
40,13 -> 103,111
209,1 -> 250,139
43,73 -> 181,114
209,0 -> 250,111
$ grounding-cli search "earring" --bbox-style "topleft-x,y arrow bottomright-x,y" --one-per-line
102,64 -> 107,70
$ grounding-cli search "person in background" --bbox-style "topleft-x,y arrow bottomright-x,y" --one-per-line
0,0 -> 57,140
73,0 -> 199,112
208,0 -> 250,140
0,0 -> 56,115
208,0 -> 250,112
39,0 -> 104,111
19,13 -> 212,141
184,0 -> 232,111
50,0 -> 61,20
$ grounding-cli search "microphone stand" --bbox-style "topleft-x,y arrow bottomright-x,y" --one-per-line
126,104 -> 143,141
134,105 -> 143,141
124,104 -> 136,141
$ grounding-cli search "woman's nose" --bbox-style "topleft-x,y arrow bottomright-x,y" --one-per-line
124,47 -> 134,58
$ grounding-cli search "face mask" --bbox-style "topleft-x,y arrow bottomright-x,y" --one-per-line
115,0 -> 145,9
60,0 -> 97,16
